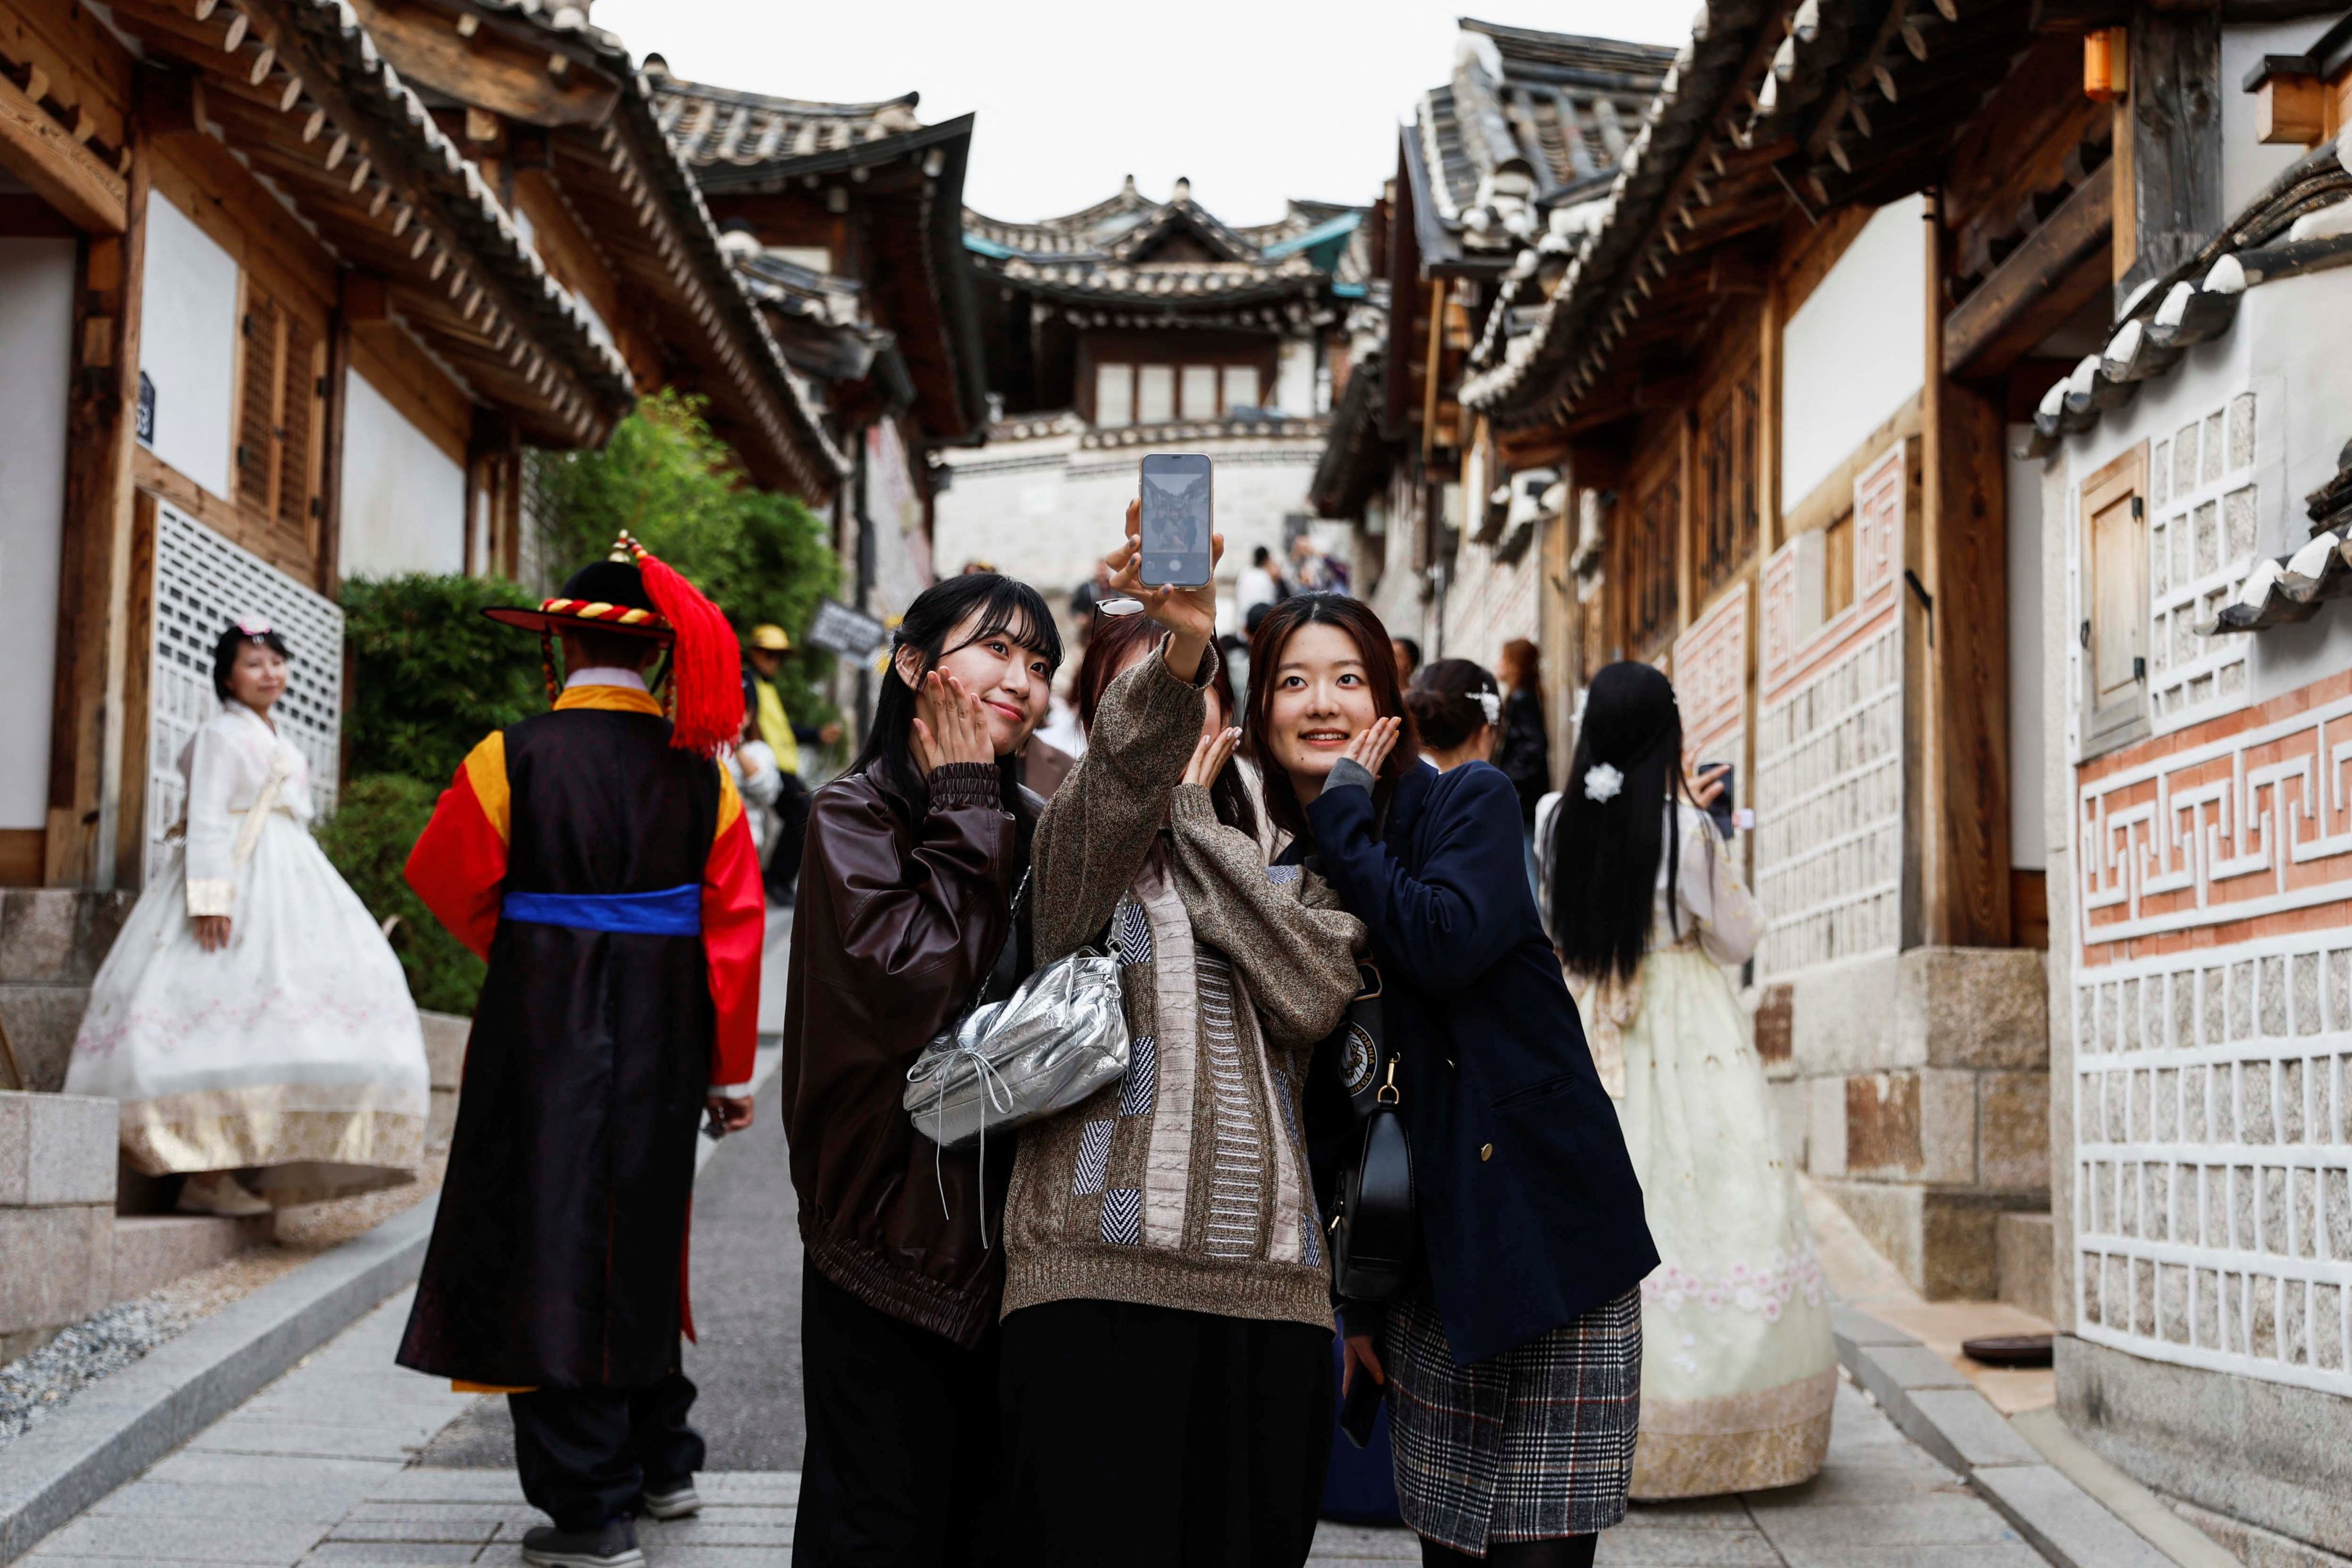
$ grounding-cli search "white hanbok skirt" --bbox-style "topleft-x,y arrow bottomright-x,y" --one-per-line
64,811 -> 430,1205
1579,944 -> 1837,1497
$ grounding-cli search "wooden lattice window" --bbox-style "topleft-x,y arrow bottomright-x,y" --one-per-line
235,280 -> 327,561
1629,466 -> 1681,652
1697,361 -> 1760,598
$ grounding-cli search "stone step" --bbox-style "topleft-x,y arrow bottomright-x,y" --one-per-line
110,1214 -> 273,1300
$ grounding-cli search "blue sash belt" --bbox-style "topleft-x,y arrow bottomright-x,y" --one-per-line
500,884 -> 702,937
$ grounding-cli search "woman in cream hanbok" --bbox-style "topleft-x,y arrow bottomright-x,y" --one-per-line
1541,661 -> 1835,1499
65,620 -> 429,1215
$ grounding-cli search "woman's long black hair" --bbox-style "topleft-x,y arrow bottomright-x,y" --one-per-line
847,572 -> 1063,811
1548,661 -> 1687,984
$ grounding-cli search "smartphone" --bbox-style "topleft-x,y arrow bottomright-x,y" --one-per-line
1138,453 -> 1214,587
1701,762 -> 1736,840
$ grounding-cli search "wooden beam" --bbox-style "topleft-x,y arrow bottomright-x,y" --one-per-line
1920,190 -> 2011,948
1942,166 -> 2112,374
49,120 -> 149,889
346,0 -> 617,128
0,57 -> 125,231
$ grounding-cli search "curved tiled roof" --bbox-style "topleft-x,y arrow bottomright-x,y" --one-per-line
650,75 -> 925,168
1404,18 -> 1674,273
965,182 -> 1366,307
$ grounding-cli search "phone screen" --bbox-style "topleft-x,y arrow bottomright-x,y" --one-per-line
1701,762 -> 1736,840
1138,453 -> 1213,587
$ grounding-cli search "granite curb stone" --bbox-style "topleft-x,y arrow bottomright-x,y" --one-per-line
0,1198 -> 436,1563
1833,1304 -> 2202,1568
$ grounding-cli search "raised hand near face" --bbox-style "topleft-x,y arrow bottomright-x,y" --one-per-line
910,670 -> 995,778
1341,716 -> 1403,781
1183,727 -> 1241,791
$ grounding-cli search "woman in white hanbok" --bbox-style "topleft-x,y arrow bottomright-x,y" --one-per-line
1541,661 -> 1835,1499
66,620 -> 429,1216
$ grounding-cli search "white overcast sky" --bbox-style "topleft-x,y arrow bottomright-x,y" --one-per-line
590,0 -> 1697,226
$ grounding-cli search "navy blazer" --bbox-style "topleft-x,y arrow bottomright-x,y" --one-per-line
1291,759 -> 1658,1365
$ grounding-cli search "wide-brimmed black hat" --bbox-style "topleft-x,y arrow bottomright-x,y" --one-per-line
482,553 -> 674,642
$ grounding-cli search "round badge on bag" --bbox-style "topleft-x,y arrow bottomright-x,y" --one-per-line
1340,1022 -> 1379,1096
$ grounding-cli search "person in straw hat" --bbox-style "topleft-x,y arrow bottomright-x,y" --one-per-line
396,535 -> 764,1568
741,621 -> 839,903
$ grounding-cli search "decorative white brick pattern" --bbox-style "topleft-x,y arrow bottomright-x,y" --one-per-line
1753,445 -> 1907,980
2072,934 -> 2352,1394
146,504 -> 343,884
2146,392 -> 2257,732
1674,584 -> 1747,774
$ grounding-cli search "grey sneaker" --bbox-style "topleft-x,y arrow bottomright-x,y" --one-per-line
641,1480 -> 702,1520
519,1520 -> 645,1567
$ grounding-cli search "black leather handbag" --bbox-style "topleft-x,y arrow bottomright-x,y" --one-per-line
1324,962 -> 1417,1302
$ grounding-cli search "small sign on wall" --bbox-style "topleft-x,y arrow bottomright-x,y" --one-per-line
136,370 -> 154,445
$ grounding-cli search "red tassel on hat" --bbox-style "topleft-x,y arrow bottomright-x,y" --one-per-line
632,546 -> 743,758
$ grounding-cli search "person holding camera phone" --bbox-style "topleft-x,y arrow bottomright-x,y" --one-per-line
994,500 -> 1365,1568
1543,662 -> 1835,1500
781,571 -> 1064,1567
1253,596 -> 1656,1568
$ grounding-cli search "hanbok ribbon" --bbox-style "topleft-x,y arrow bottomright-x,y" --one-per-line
499,884 -> 702,937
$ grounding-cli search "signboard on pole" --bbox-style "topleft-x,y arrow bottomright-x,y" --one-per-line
805,597 -> 890,660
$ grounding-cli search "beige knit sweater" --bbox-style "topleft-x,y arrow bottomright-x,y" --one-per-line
1003,647 -> 1365,1329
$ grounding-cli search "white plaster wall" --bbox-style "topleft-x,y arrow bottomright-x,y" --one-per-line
1781,195 -> 1926,513
0,238 -> 75,830
337,370 -> 466,579
864,419 -> 933,621
937,433 -> 1324,632
2007,426 -> 2046,870
2046,266 -> 2352,724
138,196 -> 238,501
1276,339 -> 1316,415
2220,21 -> 2338,221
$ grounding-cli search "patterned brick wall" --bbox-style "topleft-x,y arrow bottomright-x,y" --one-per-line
1754,443 -> 1907,980
2072,667 -> 2352,1392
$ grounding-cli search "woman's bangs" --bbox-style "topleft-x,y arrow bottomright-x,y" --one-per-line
954,583 -> 1063,672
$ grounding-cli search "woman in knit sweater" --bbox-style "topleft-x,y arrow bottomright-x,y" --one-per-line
997,505 -> 1366,1567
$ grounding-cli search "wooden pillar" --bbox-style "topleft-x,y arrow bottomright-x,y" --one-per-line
49,122 -> 150,890
1920,190 -> 2013,948
317,293 -> 352,596
1759,281 -> 1785,557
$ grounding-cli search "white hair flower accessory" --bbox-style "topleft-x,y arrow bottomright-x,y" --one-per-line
1583,762 -> 1624,804
1475,689 -> 1502,725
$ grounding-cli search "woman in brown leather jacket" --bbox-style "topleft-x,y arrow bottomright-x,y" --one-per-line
781,572 -> 1061,1567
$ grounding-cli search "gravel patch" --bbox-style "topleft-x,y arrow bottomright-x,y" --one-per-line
0,1150 -> 446,1453
0,1298 -> 192,1446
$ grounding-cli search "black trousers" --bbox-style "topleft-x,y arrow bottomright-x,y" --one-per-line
795,1263 -> 999,1567
764,773 -> 813,903
508,1370 -> 704,1532
998,1297 -> 1334,1568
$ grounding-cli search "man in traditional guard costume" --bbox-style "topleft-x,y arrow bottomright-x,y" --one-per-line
398,535 -> 764,1568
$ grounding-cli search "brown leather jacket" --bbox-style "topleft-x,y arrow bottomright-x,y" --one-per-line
781,759 -> 1036,1347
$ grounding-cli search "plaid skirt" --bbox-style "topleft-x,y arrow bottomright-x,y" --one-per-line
1382,1286 -> 1642,1551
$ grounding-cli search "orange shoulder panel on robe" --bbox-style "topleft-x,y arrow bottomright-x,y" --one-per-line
404,733 -> 511,961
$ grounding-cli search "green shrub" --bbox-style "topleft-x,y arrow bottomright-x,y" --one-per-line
316,774 -> 486,1015
341,574 -> 544,787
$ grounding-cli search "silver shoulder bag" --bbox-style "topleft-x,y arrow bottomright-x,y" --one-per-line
902,872 -> 1130,1153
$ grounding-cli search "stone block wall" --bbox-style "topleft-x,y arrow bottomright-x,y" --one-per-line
1770,945 -> 2052,1297
0,888 -> 134,1090
418,1010 -> 468,1150
0,1090 -> 117,1356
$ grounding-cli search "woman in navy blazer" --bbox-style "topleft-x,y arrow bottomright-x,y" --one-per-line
1249,597 -> 1658,1568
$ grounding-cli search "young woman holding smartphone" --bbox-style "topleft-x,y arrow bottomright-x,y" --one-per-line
781,572 -> 1061,1567
1250,596 -> 1659,1568
995,504 -> 1366,1568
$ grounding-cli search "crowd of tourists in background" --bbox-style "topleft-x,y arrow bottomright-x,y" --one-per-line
75,513 -> 1834,1568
